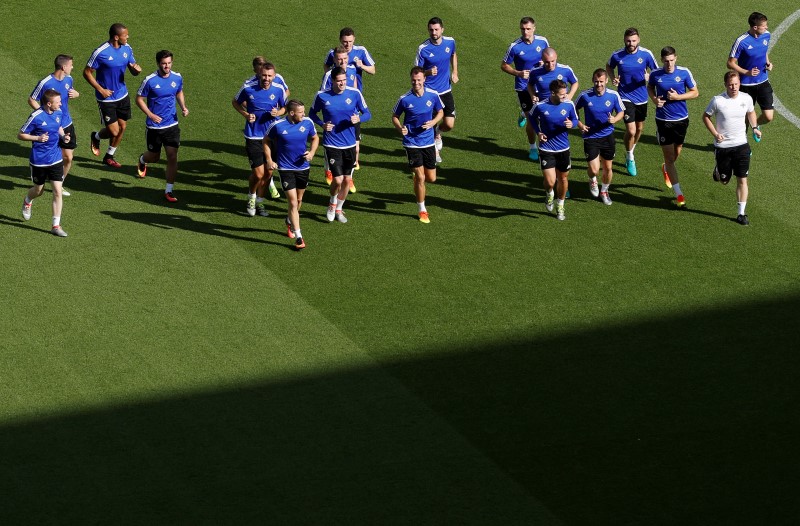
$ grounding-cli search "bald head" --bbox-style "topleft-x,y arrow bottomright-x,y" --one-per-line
542,47 -> 557,71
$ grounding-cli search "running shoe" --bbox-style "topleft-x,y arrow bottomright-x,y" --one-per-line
589,178 -> 599,197
335,210 -> 348,223
545,193 -> 554,212
269,181 -> 280,199
712,165 -> 720,182
556,204 -> 565,221
285,217 -> 295,238
256,203 -> 269,217
518,113 -> 527,127
246,196 -> 256,217
137,158 -> 147,178
436,151 -> 442,164
626,159 -> 637,176
326,204 -> 336,222
103,155 -> 121,169
355,161 -> 361,170
600,191 -> 612,206
325,170 -> 333,185
676,194 -> 686,208
419,211 -> 430,223
528,148 -> 539,161
51,225 -> 68,237
62,188 -> 71,197
662,163 -> 672,189
736,214 -> 749,226
22,198 -> 32,220
164,192 -> 178,203
294,237 -> 306,250
90,132 -> 100,156
349,178 -> 357,193
753,126 -> 761,143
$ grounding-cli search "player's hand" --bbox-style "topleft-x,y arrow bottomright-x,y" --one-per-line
451,72 -> 459,84
68,88 -> 80,99
422,120 -> 436,130
715,132 -> 725,142
400,126 -> 408,136
182,107 -> 189,117
750,66 -> 760,76
655,96 -> 666,108
564,118 -> 573,129
612,76 -> 620,86
62,133 -> 71,143
270,107 -> 279,117
270,162 -> 278,170
39,133 -> 49,143
350,114 -> 360,124
152,114 -> 163,124
753,128 -> 762,139
666,88 -> 680,100
538,132 -> 547,142
325,121 -> 334,131
130,63 -> 142,75
247,113 -> 256,123
579,124 -> 589,134
521,70 -> 530,79
99,88 -> 113,99
303,151 -> 313,161
765,62 -> 773,71
430,66 -> 438,76
354,57 -> 363,68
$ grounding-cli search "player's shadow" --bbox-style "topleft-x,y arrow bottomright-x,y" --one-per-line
0,214 -> 50,234
0,140 -> 30,158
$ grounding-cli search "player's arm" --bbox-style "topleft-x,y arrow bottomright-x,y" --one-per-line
566,81 -> 579,101
647,84 -> 662,106
306,132 -> 319,160
726,56 -> 756,77
701,111 -> 724,142
128,62 -> 142,76
501,61 -> 526,79
28,96 -> 40,110
83,65 -> 112,98
391,114 -> 406,135
428,108 -> 444,129
136,95 -> 162,123
354,56 -> 376,75
605,63 -> 620,86
309,98 -> 325,127
450,53 -> 459,84
176,90 -> 189,116
678,85 -> 699,101
765,51 -> 773,71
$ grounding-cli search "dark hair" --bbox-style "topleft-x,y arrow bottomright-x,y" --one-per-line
549,79 -> 567,93
261,61 -> 276,72
624,27 -> 639,38
660,46 -> 676,58
520,17 -> 535,25
41,88 -> 61,105
592,68 -> 607,80
286,99 -> 305,113
723,70 -> 740,84
109,23 -> 126,40
330,66 -> 346,79
428,17 -> 443,27
54,54 -> 72,70
748,12 -> 767,27
156,50 -> 173,63
252,56 -> 266,68
339,27 -> 355,38
410,66 -> 425,77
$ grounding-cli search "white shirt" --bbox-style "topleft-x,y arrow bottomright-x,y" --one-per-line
704,91 -> 754,148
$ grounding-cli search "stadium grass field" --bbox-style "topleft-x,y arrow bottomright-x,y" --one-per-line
1,1 -> 798,523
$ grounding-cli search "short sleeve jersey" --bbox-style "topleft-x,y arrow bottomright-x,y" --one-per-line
235,82 -> 287,139
87,42 -> 136,102
529,100 -> 579,153
729,31 -> 771,86
529,63 -> 578,101
503,35 -> 550,91
607,46 -> 657,104
324,46 -> 375,81
648,66 -> 697,121
265,117 -> 317,170
575,88 -> 625,139
310,87 -> 371,149
704,91 -> 754,148
137,71 -> 183,129
392,88 -> 444,148
30,75 -> 75,127
320,65 -> 362,92
415,37 -> 456,94
20,109 -> 64,166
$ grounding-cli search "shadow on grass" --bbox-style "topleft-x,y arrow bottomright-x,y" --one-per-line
2,293 -> 796,524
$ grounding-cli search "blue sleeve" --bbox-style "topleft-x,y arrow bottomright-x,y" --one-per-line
358,97 -> 372,123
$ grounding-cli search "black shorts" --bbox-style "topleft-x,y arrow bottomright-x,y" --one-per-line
715,143 -> 751,179
584,134 -> 616,162
59,124 -> 77,150
539,150 -> 571,172
146,125 -> 181,152
516,90 -> 534,114
97,95 -> 132,125
245,138 -> 266,168
656,119 -> 689,146
325,146 -> 356,177
740,81 -> 774,111
622,100 -> 648,124
30,161 -> 64,185
439,91 -> 456,118
406,146 -> 437,169
279,169 -> 310,191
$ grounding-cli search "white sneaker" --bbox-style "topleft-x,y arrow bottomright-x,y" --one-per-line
435,136 -> 443,151
326,204 -> 336,222
435,151 -> 442,164
246,196 -> 256,217
545,194 -> 554,212
51,225 -> 68,237
556,204 -> 565,221
22,198 -> 32,220
589,179 -> 599,197
335,210 -> 348,223
61,188 -> 71,197
600,191 -> 612,206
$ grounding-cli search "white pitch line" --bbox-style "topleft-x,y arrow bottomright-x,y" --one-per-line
770,9 -> 800,128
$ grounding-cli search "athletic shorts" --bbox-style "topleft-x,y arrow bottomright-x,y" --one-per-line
622,100 -> 648,123
715,143 -> 751,180
740,81 -> 774,111
325,146 -> 356,177
539,150 -> 571,172
584,134 -> 616,162
245,138 -> 266,168
406,146 -> 437,169
439,91 -> 456,118
59,124 -> 77,150
656,119 -> 689,146
146,125 -> 181,152
516,90 -> 534,114
279,169 -> 310,191
97,95 -> 132,125
30,161 -> 64,185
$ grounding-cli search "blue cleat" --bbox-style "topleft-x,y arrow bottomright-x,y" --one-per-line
626,159 -> 637,176
517,113 -> 527,128
528,148 -> 539,161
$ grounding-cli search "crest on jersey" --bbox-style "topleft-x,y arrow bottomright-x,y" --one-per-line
637,58 -> 643,64
66,84 -> 70,89
345,98 -> 352,104
536,46 -> 542,52
762,39 -> 768,45
445,47 -> 450,53
171,81 -> 177,88
426,100 -> 432,107
605,100 -> 611,107
270,94 -> 275,100
557,74 -> 563,80
123,53 -> 128,59
674,76 -> 681,82
300,126 -> 306,132
560,109 -> 567,116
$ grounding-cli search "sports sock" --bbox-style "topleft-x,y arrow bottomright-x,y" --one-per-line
418,201 -> 427,213
52,215 -> 60,227
107,146 -> 117,156
329,196 -> 337,205
601,184 -> 609,192
24,196 -> 32,205
336,197 -> 346,211
295,229 -> 302,239
166,183 -> 174,193
557,199 -> 565,207
673,183 -> 682,196
738,202 -> 747,215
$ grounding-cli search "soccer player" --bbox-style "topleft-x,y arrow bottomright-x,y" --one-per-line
29,55 -> 80,197
310,67 -> 371,224
84,23 -> 142,168
264,100 -> 319,250
392,66 -> 444,223
529,79 -> 582,221
501,17 -> 550,160
232,62 -> 287,217
240,56 -> 288,200
575,69 -> 625,205
606,28 -> 658,176
526,47 -> 578,162
728,11 -> 773,142
135,50 -> 189,203
702,71 -> 760,226
647,46 -> 699,208
415,17 -> 459,163
18,89 -> 71,237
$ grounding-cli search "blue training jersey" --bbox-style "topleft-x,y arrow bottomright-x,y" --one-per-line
529,100 -> 578,153
265,117 -> 317,171
30,75 -> 75,127
235,81 -> 287,139
503,35 -> 550,92
415,36 -> 456,94
20,109 -> 64,166
529,63 -> 578,101
392,88 -> 444,148
310,86 -> 371,149
575,88 -> 624,139
648,66 -> 697,121
324,46 -> 375,80
729,31 -> 771,86
87,42 -> 137,101
607,46 -> 657,104
320,64 -> 362,92
137,71 -> 183,129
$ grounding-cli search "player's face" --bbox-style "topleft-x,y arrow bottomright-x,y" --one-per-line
520,22 -> 535,43
411,72 -> 425,93
335,52 -> 348,68
428,23 -> 443,43
725,75 -> 741,97
661,54 -> 677,73
593,74 -> 607,94
340,35 -> 355,52
61,59 -> 74,76
624,34 -> 640,53
290,105 -> 305,123
116,29 -> 129,45
753,21 -> 768,36
47,95 -> 62,112
542,53 -> 557,71
333,73 -> 347,93
260,67 -> 275,88
551,88 -> 567,103
158,57 -> 172,76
